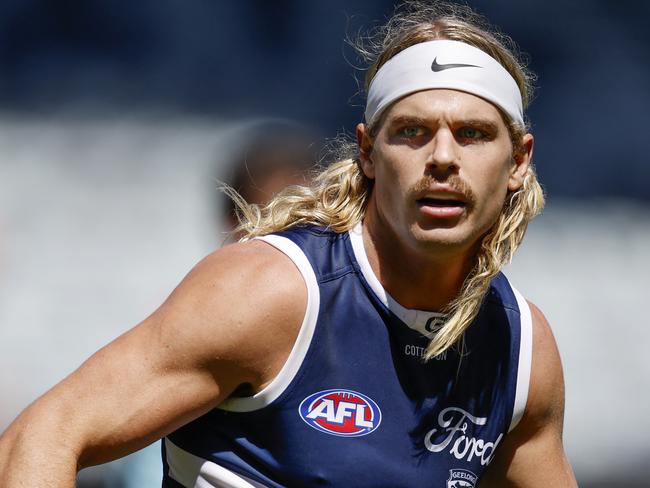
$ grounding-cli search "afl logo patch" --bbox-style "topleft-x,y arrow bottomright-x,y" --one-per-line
299,389 -> 382,437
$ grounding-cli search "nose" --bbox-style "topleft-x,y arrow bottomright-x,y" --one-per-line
427,128 -> 458,173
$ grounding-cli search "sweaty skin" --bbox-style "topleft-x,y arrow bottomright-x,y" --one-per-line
0,241 -> 307,486
0,88 -> 577,487
357,89 -> 529,311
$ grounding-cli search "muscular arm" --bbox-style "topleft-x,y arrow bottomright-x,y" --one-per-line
479,302 -> 577,487
0,240 -> 306,487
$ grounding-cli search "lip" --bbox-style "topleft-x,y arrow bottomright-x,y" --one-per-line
416,185 -> 468,204
417,201 -> 466,219
415,186 -> 469,219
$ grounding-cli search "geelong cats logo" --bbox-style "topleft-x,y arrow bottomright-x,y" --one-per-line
424,407 -> 503,466
299,389 -> 382,437
447,469 -> 478,488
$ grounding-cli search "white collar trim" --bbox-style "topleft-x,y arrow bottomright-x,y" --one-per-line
348,222 -> 445,338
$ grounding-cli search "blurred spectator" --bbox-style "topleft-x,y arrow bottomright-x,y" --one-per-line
216,118 -> 319,239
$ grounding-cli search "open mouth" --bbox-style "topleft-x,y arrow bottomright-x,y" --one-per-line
417,197 -> 467,208
416,197 -> 467,219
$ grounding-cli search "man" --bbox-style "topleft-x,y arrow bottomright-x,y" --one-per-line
0,2 -> 577,486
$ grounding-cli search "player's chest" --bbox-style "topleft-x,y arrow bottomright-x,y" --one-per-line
254,383 -> 508,488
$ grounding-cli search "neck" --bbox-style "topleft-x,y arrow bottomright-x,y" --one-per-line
362,212 -> 477,312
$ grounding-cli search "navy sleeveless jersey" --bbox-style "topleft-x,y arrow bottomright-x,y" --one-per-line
162,224 -> 533,488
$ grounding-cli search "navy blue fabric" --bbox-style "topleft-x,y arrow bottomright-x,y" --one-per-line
163,226 -> 522,487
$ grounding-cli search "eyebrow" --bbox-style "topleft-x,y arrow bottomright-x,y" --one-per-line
385,115 -> 427,127
456,119 -> 501,134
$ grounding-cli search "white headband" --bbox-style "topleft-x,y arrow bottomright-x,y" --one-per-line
365,40 -> 524,127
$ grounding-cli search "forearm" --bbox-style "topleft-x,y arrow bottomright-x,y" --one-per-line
0,406 -> 80,487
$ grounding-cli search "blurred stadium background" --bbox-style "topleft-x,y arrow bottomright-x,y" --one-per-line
0,1 -> 648,486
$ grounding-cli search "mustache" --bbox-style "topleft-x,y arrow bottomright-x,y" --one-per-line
408,175 -> 476,206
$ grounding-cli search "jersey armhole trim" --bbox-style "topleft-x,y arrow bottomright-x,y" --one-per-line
165,438 -> 268,487
508,285 -> 533,432
217,234 -> 320,412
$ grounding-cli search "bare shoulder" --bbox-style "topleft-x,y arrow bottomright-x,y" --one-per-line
0,237 -> 308,477
525,301 -> 565,429
479,300 -> 576,487
158,238 -> 307,389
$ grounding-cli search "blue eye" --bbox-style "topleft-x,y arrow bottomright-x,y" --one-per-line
457,127 -> 485,139
402,126 -> 424,137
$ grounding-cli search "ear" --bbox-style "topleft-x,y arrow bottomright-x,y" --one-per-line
356,123 -> 375,179
508,133 -> 533,191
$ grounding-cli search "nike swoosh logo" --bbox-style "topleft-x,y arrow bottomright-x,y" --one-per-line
431,57 -> 480,72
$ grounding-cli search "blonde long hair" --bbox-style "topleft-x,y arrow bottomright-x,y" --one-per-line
226,1 -> 545,360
